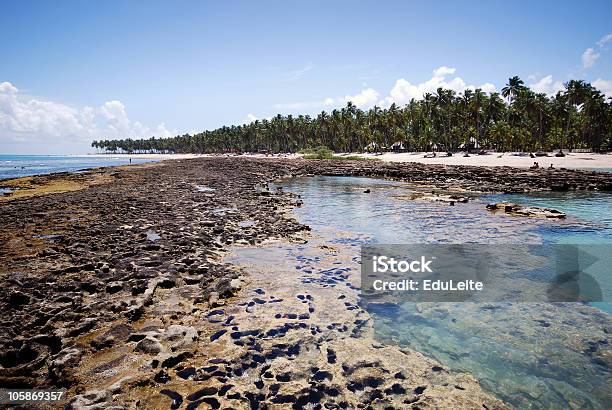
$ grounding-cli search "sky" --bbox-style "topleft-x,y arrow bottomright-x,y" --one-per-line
1,0 -> 611,154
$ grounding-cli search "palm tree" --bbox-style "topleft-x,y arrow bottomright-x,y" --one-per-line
560,80 -> 590,152
501,76 -> 526,103
93,78 -> 611,155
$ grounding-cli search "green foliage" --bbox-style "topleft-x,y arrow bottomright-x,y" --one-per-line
92,78 -> 612,154
300,146 -> 334,159
299,146 -> 378,160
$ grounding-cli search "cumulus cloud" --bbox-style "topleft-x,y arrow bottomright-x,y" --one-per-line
529,75 -> 564,96
479,83 -> 497,94
582,48 -> 600,69
0,81 -> 175,145
275,67 -> 498,113
0,81 -> 84,138
592,79 -> 612,97
341,88 -> 380,107
382,66 -> 497,106
433,66 -> 456,76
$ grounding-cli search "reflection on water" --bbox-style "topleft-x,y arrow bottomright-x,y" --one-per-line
274,176 -> 612,409
146,230 -> 161,241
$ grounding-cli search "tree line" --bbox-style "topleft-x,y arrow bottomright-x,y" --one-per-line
92,77 -> 612,154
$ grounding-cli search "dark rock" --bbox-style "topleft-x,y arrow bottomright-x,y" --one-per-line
135,337 -> 163,354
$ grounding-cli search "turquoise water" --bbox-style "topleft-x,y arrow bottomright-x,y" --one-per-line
0,155 -> 161,181
277,176 -> 612,409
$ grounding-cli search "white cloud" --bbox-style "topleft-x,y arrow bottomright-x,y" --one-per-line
154,122 -> 174,138
597,33 -> 612,47
433,66 -> 456,76
582,48 -> 600,69
275,67 -> 499,112
0,81 -> 175,145
479,83 -> 497,94
382,66 -> 496,105
241,113 -> 258,124
275,88 -> 380,112
0,81 -> 84,137
529,75 -> 564,96
592,79 -> 612,97
341,88 -> 380,108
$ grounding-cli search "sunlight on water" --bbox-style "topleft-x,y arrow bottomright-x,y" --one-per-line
275,176 -> 612,409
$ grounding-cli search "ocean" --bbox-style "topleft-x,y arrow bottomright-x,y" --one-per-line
0,155 -> 161,181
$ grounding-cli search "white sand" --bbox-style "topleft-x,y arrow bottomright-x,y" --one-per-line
341,152 -> 612,169
83,152 -> 612,169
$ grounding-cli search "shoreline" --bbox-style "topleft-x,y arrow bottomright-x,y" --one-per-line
1,157 -> 611,408
1,152 -> 610,185
2,156 -> 611,202
85,151 -> 612,169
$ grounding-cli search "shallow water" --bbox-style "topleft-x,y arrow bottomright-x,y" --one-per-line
256,176 -> 612,409
0,154 -> 160,180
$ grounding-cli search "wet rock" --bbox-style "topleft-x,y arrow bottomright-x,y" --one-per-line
160,389 -> 183,409
186,386 -> 218,401
210,330 -> 227,342
215,277 -> 242,298
161,352 -> 191,368
49,347 -> 82,385
161,325 -> 197,350
135,337 -> 163,354
105,282 -> 123,294
9,291 -> 30,309
486,202 -> 566,218
91,324 -> 134,350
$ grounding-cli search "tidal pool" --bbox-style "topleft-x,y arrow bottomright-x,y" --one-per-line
231,176 -> 611,409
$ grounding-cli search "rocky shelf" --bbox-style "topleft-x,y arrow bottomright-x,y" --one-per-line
1,157 -> 610,409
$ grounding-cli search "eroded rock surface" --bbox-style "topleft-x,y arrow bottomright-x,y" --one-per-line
1,157 -> 610,408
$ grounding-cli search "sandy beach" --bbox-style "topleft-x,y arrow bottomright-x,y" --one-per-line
84,152 -> 612,170
343,151 -> 612,169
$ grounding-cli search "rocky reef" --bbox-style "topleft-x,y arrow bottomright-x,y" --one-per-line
1,157 -> 610,409
486,202 -> 566,218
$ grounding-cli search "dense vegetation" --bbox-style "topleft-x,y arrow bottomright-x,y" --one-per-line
92,78 -> 612,154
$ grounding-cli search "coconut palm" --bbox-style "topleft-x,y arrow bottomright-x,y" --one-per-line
502,76 -> 526,103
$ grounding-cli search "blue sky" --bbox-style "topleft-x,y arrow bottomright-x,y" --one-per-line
1,0 -> 611,154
